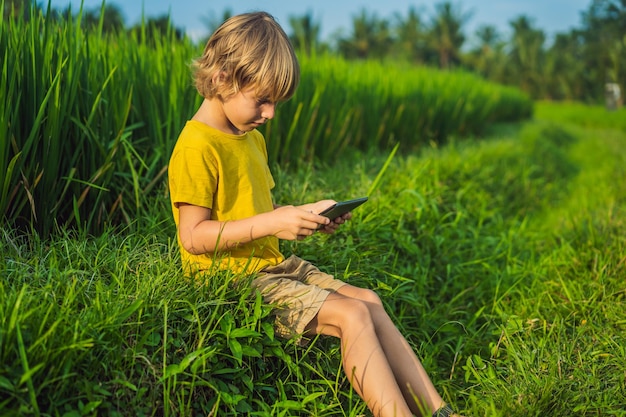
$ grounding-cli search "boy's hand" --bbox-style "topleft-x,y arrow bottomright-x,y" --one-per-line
297,199 -> 352,235
269,205 -> 330,240
317,211 -> 352,234
303,199 -> 336,215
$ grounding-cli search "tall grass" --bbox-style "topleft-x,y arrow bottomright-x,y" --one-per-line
0,3 -> 201,236
264,55 -> 532,164
2,107 -> 625,416
1,5 -> 532,236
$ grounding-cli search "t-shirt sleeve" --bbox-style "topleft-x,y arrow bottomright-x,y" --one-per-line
168,145 -> 218,210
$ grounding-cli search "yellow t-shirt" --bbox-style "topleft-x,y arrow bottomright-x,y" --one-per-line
168,120 -> 284,274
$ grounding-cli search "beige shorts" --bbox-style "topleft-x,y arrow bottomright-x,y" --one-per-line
253,255 -> 346,344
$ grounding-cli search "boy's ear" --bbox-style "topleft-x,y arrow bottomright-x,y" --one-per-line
211,71 -> 228,87
212,71 -> 231,99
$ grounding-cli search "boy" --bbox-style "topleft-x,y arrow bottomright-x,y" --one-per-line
168,11 -> 460,417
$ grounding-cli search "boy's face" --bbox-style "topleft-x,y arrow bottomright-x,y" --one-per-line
221,86 -> 276,134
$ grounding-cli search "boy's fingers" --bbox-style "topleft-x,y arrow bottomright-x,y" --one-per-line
303,211 -> 329,228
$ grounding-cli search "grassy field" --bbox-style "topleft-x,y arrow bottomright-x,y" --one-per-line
2,101 -> 625,416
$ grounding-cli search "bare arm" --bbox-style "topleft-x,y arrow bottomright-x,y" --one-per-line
178,202 -> 333,255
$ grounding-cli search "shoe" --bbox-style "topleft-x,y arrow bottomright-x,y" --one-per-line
432,404 -> 455,417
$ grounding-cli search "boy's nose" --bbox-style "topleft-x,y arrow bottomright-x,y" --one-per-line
261,103 -> 275,120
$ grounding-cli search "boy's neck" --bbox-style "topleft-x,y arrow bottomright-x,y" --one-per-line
192,98 -> 243,136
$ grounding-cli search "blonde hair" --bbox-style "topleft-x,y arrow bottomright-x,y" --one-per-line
193,12 -> 300,102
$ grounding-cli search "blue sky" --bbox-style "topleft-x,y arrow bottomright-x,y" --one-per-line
49,0 -> 592,45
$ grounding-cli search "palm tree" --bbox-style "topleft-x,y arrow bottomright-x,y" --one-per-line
546,31 -> 586,100
507,15 -> 546,97
392,6 -> 426,63
468,24 -> 506,81
288,11 -> 322,55
428,1 -> 471,69
338,8 -> 392,60
581,0 -> 626,98
475,24 -> 498,46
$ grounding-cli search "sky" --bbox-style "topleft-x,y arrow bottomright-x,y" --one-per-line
49,0 -> 593,46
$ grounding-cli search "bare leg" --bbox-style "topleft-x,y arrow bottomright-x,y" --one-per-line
336,285 -> 446,416
306,292 -> 414,417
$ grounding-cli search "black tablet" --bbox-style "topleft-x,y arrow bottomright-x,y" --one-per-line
319,197 -> 368,219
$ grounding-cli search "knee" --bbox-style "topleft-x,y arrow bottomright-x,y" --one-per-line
356,288 -> 383,307
336,298 -> 374,330
329,289 -> 385,334
352,289 -> 394,326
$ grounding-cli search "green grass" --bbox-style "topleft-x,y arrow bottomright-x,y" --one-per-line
2,103 -> 625,416
534,101 -> 626,132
